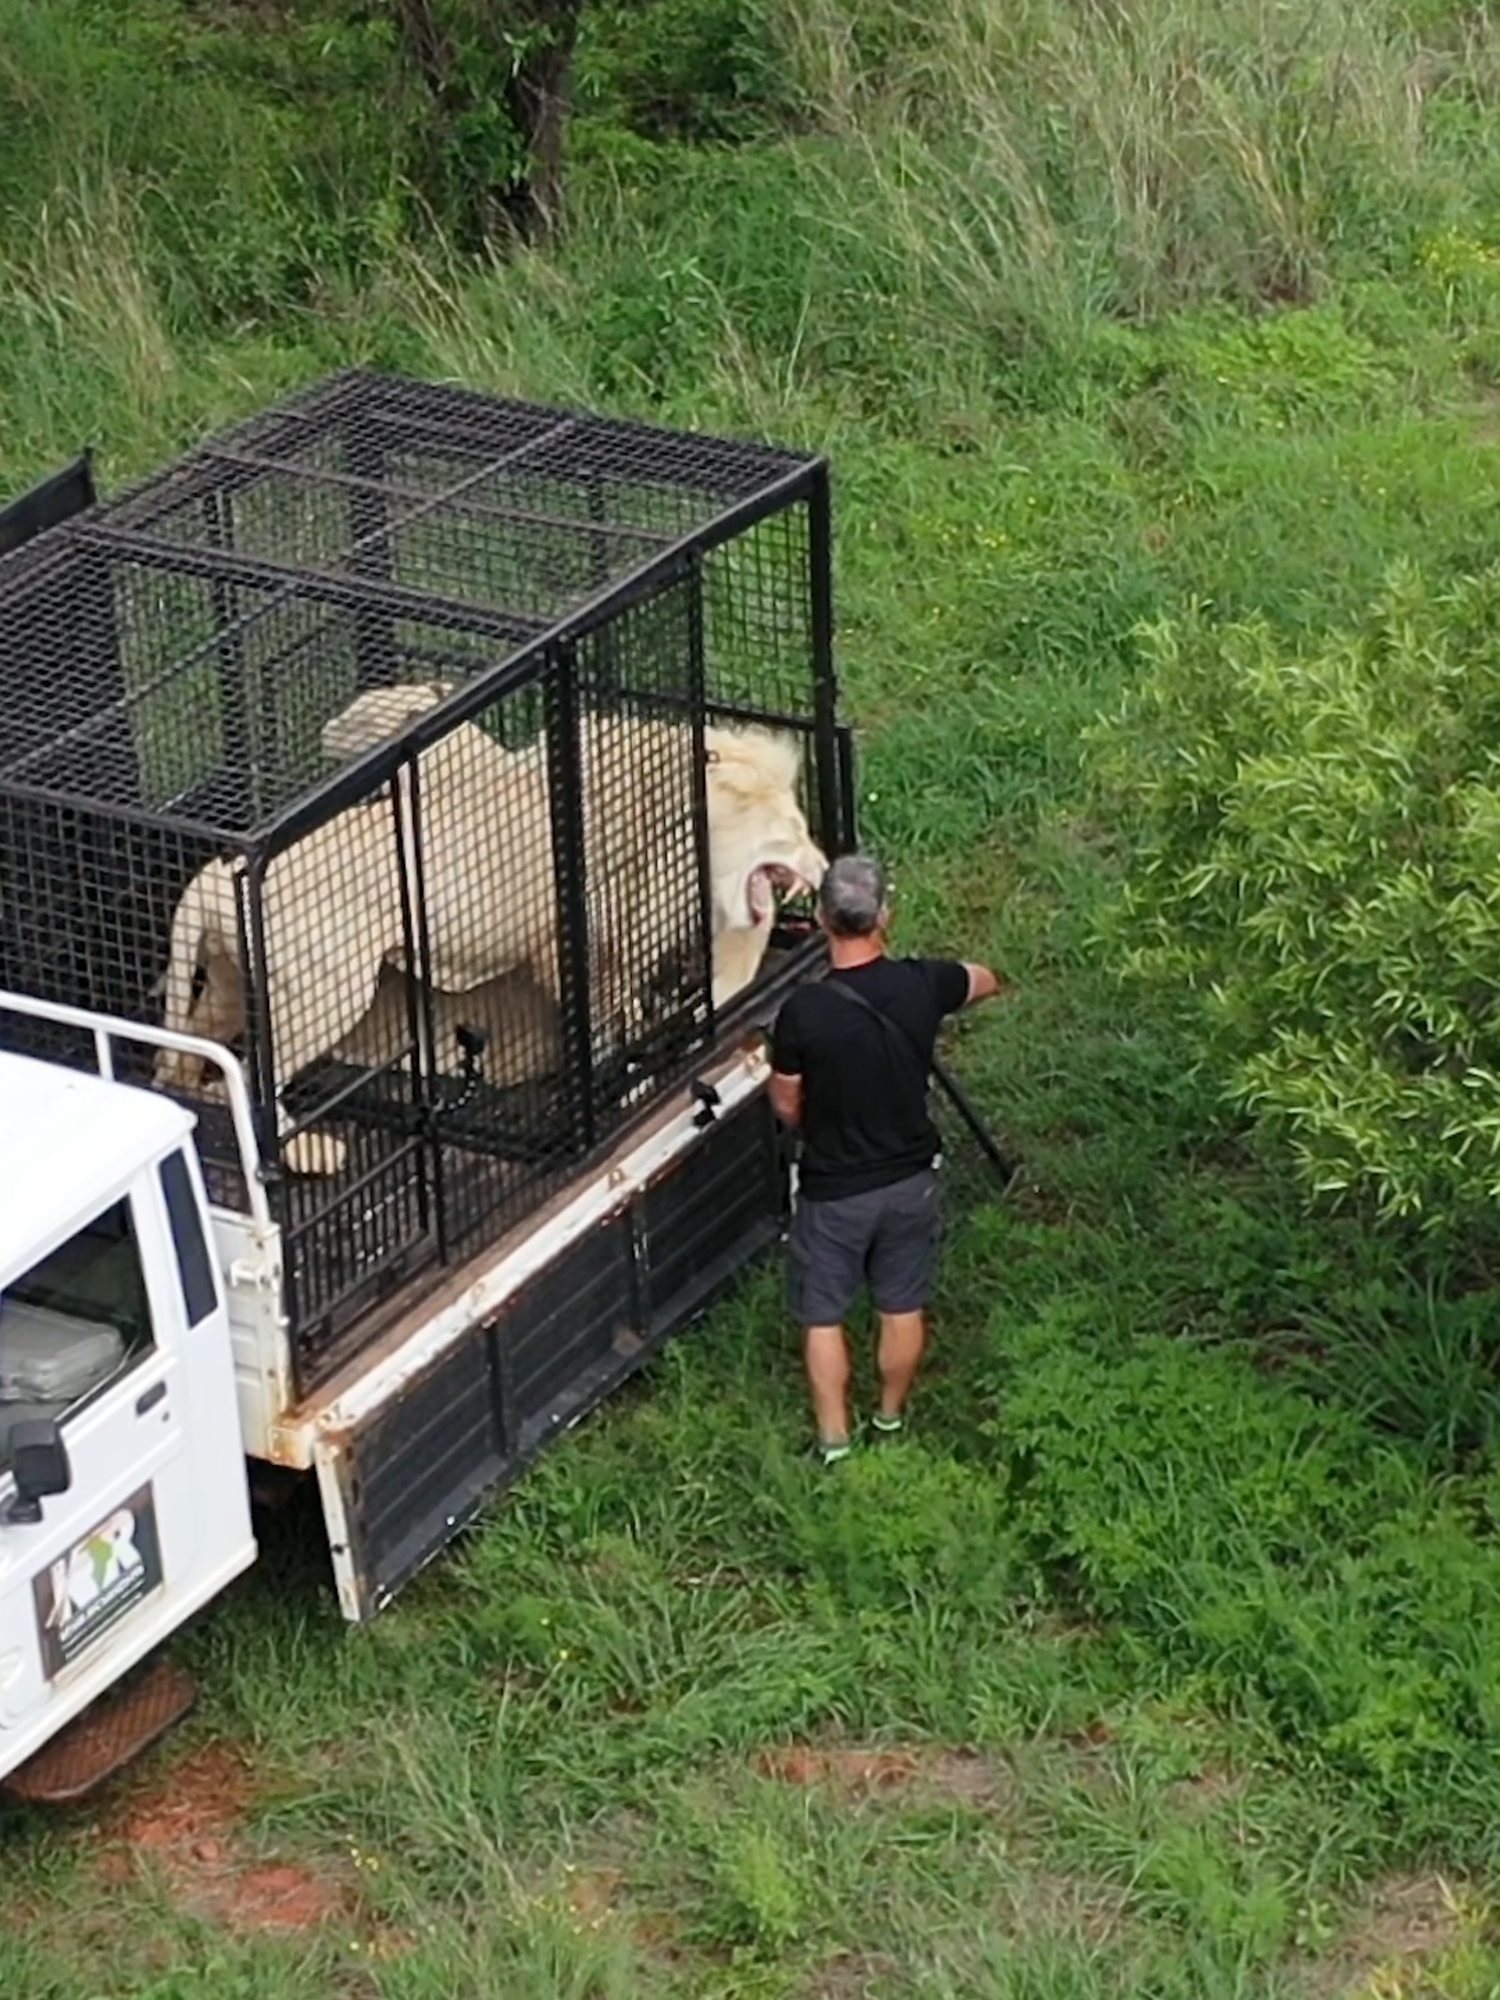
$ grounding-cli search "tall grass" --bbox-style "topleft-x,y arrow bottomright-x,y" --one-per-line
782,0 -> 1500,329
5,0 -> 1497,473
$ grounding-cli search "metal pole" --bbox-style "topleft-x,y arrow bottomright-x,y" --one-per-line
930,1054 -> 1019,1187
546,639 -> 596,1152
806,463 -> 842,854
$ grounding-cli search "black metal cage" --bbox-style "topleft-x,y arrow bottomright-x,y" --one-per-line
0,371 -> 850,1391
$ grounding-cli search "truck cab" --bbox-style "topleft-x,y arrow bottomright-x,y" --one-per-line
0,1053 -> 256,1780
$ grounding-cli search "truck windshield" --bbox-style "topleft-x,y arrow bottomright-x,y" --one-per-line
0,1198 -> 153,1473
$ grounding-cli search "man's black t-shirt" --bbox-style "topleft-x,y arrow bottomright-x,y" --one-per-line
771,957 -> 971,1201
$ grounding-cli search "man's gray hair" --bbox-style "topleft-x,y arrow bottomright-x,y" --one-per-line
818,853 -> 888,938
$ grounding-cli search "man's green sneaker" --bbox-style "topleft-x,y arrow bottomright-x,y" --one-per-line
870,1411 -> 905,1439
817,1437 -> 853,1467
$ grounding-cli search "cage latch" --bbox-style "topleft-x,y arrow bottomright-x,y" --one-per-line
406,1021 -> 492,1142
435,1021 -> 490,1119
690,1078 -> 721,1129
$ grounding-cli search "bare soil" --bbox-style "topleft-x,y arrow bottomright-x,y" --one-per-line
95,1739 -> 352,1935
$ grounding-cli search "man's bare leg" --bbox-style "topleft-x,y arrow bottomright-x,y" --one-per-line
805,1324 -> 852,1450
876,1309 -> 927,1423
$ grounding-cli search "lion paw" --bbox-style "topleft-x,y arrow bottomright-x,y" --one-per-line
154,1050 -> 205,1093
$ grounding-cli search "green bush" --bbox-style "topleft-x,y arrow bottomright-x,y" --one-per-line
986,1308 -> 1500,1839
992,1307 -> 1403,1628
579,0 -> 794,140
772,1441 -> 1020,1617
1093,561 -> 1500,1233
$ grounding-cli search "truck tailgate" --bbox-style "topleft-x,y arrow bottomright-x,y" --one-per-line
292,1045 -> 786,1621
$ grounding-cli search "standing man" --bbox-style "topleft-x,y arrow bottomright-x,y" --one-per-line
768,854 -> 1005,1464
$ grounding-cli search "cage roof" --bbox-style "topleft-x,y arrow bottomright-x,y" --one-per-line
0,370 -> 824,839
102,367 -> 817,581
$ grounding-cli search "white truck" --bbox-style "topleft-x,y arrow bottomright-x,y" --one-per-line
0,988 -> 785,1804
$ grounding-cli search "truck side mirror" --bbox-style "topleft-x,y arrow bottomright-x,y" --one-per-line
3,1420 -> 72,1526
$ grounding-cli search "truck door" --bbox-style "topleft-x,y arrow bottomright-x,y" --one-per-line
0,1144 -> 255,1767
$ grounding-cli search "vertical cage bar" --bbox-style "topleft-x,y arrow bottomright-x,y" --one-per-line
204,488 -> 258,823
806,464 -> 842,852
545,639 -> 596,1152
240,851 -> 282,1179
587,470 -> 611,591
837,722 -> 859,852
344,425 -> 394,693
393,749 -> 447,1260
685,551 -> 716,1037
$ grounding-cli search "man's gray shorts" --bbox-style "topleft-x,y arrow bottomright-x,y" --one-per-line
787,1167 -> 941,1327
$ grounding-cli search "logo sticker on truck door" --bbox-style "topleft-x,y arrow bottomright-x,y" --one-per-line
31,1484 -> 164,1680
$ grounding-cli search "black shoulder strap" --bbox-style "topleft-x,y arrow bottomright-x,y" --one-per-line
824,972 -> 1025,1192
822,975 -> 932,1081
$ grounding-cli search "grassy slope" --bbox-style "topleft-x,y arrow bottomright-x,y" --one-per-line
4,2 -> 1500,1994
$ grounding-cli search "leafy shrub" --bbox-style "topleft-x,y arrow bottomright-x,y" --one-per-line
986,1307 -> 1500,1842
582,245 -> 728,402
1162,306 -> 1398,429
579,0 -> 794,141
772,1442 -> 1019,1617
1092,561 -> 1500,1232
992,1306 -> 1402,1627
698,1820 -> 809,1952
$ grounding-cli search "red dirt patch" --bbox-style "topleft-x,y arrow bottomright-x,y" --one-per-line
757,1743 -> 1012,1809
554,1863 -> 688,1966
566,1865 -> 623,1926
1063,1718 -> 1113,1748
107,1742 -> 255,1852
213,1861 -> 345,1932
1163,1763 -> 1246,1816
925,1749 -> 1010,1804
94,1740 -> 351,1936
758,1746 -> 921,1792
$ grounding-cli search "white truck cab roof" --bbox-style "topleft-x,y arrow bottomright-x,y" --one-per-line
0,1051 -> 196,1288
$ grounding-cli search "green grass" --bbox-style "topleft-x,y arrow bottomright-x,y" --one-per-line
6,0 -> 1500,1993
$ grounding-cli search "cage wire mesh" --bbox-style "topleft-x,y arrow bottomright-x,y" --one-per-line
0,370 -> 844,1388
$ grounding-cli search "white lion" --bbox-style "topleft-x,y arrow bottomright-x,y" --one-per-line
153,682 -> 825,1175
329,961 -> 565,1089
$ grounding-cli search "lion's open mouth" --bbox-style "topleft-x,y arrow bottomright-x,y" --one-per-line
749,863 -> 817,926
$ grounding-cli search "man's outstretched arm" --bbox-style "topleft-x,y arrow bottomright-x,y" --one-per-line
961,962 -> 1009,1005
